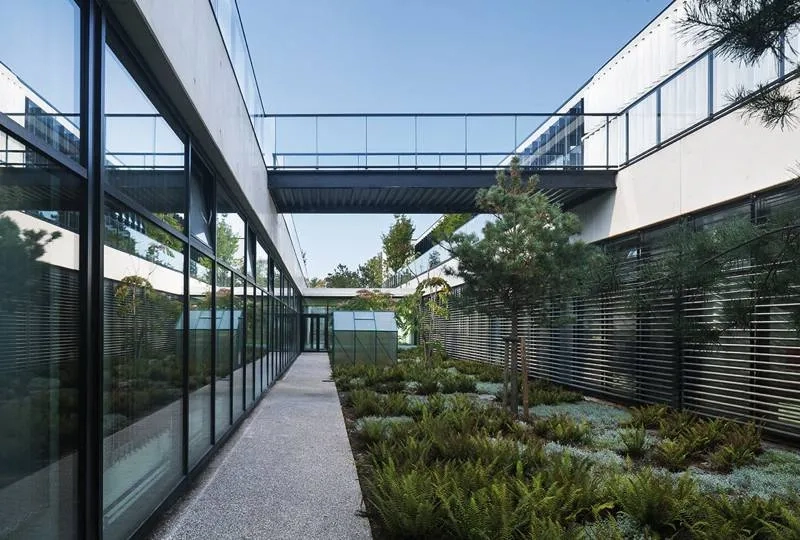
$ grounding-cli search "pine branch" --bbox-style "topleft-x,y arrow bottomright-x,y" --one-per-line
681,0 -> 800,64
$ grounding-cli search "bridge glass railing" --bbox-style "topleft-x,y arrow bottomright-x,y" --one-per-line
265,112 -> 624,171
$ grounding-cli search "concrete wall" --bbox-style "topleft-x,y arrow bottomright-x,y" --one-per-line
574,79 -> 800,243
105,0 -> 306,288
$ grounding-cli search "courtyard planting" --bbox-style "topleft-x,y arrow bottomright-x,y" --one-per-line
334,352 -> 800,539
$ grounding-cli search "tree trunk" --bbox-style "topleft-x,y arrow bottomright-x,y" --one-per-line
502,340 -> 510,410
520,330 -> 529,421
510,309 -> 519,416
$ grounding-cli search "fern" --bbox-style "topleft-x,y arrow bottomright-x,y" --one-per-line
611,468 -> 698,537
364,458 -> 442,539
623,403 -> 670,429
619,427 -> 648,458
654,438 -> 692,471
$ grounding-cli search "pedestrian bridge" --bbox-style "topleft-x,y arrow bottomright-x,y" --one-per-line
263,112 -> 622,213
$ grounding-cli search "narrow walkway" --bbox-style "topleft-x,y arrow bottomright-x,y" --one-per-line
150,353 -> 372,540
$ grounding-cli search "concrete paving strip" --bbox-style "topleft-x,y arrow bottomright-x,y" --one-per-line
149,353 -> 372,540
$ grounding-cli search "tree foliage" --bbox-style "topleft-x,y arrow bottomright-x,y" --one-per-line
0,216 -> 62,310
396,277 -> 451,365
430,213 -> 472,247
215,218 -> 241,267
630,209 -> 800,342
358,254 -> 385,288
325,263 -> 362,288
382,214 -> 416,273
681,0 -> 800,129
337,289 -> 395,312
447,157 -> 603,414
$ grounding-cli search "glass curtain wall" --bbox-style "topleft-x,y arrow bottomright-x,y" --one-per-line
0,1 -> 82,536
0,3 -> 301,538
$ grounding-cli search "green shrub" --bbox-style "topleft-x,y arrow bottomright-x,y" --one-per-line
658,410 -> 698,440
364,459 -> 442,539
722,421 -> 762,455
380,393 -> 410,416
442,359 -> 505,382
435,476 -> 523,539
654,438 -> 692,471
611,468 -> 697,537
619,427 -> 648,458
373,381 -> 407,394
708,444 -> 756,472
440,373 -> 477,394
414,377 -> 440,395
349,389 -> 383,418
624,403 -> 670,429
531,413 -> 591,445
687,494 -> 788,539
528,380 -> 583,406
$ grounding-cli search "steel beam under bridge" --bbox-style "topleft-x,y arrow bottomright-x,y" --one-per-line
268,168 -> 616,213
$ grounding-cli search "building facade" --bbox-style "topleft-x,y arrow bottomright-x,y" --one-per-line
0,1 -> 305,538
399,2 -> 800,442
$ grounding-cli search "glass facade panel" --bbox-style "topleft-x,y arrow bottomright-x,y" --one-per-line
233,275 -> 246,419
0,132 -> 81,538
788,24 -> 800,67
215,266 -> 233,440
102,201 -> 184,540
246,284 -> 255,406
713,51 -> 780,112
660,56 -> 709,140
188,250 -> 213,465
104,46 -> 185,230
256,242 -> 269,287
627,93 -> 658,159
189,160 -> 213,246
216,187 -> 245,273
0,0 -> 80,160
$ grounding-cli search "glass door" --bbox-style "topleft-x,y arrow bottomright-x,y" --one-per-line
303,314 -> 328,352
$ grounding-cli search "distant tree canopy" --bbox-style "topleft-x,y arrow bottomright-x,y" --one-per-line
357,254 -> 384,288
382,214 -> 416,273
337,289 -> 395,312
325,264 -> 362,288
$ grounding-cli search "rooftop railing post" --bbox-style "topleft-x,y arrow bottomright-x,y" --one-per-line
273,116 -> 277,166
315,116 -> 319,170
364,116 -> 368,169
464,114 -> 468,169
414,115 -> 418,170
605,115 -> 610,168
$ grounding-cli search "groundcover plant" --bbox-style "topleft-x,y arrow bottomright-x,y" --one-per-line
333,350 -> 800,540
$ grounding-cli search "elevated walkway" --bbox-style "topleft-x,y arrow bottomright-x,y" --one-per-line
264,112 -> 621,213
269,168 -> 615,213
149,353 -> 371,540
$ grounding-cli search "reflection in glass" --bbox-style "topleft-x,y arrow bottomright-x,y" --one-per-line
102,201 -> 184,540
187,250 -> 213,465
216,187 -> 245,273
713,51 -> 779,113
189,160 -> 213,246
255,290 -> 263,394
234,275 -> 246,418
627,93 -> 658,159
246,284 -> 255,407
215,266 -> 234,439
660,57 -> 709,141
0,0 -> 80,160
104,45 -> 185,231
0,131 -> 80,538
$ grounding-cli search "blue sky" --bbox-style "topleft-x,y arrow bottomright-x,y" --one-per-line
238,0 -> 672,280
